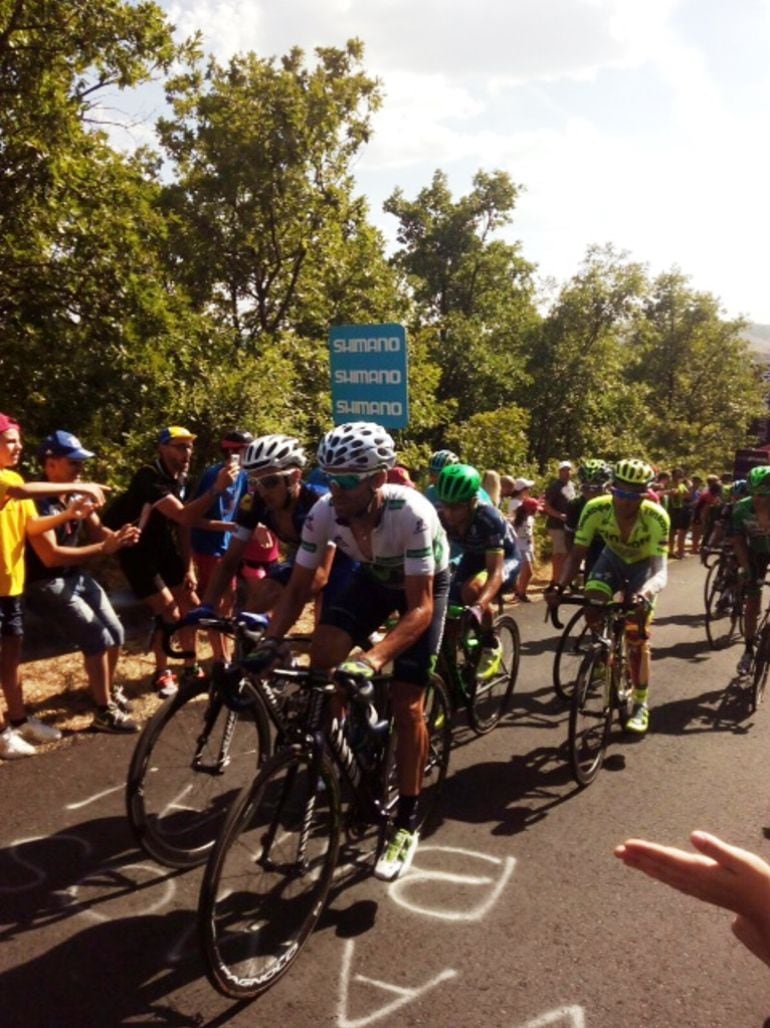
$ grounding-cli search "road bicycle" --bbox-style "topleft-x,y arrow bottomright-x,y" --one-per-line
549,594 -> 644,787
703,545 -> 745,650
739,581 -> 770,713
436,604 -> 520,734
197,661 -> 451,999
552,607 -> 590,702
126,612 -> 307,869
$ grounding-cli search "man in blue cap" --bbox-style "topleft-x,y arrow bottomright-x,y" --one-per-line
26,431 -> 141,732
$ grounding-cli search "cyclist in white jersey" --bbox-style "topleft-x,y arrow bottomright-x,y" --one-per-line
244,422 -> 450,881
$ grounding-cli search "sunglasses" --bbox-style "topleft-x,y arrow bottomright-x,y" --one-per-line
250,472 -> 290,490
327,472 -> 372,491
612,486 -> 645,501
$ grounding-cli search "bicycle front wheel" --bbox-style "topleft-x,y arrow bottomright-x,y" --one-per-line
752,629 -> 770,713
126,677 -> 271,869
568,649 -> 612,787
468,615 -> 520,733
199,747 -> 341,999
704,561 -> 742,650
553,608 -> 590,702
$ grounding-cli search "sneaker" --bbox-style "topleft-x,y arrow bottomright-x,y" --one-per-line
154,669 -> 178,698
737,651 -> 754,677
16,716 -> 62,744
625,703 -> 649,734
0,726 -> 36,759
476,641 -> 502,681
111,685 -> 134,714
515,594 -> 532,604
92,703 -> 138,734
375,827 -> 419,881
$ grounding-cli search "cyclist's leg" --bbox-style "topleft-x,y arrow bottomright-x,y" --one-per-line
738,553 -> 768,672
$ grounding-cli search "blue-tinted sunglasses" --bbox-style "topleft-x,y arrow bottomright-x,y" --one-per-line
327,472 -> 373,490
612,486 -> 645,501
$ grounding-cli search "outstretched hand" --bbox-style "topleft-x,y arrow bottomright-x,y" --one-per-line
615,831 -> 770,968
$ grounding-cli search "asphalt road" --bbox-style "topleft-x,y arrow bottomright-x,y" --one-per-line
2,556 -> 770,1028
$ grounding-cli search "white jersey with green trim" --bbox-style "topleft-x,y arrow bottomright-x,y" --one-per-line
295,484 -> 449,588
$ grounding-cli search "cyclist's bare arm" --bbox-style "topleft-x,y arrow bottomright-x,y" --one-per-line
264,562 -> 317,640
202,535 -> 249,606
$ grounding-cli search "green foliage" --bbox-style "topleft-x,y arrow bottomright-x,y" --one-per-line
445,406 -> 531,474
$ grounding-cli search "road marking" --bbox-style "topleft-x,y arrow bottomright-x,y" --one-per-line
337,939 -> 457,1027
388,845 -> 516,921
517,1006 -> 586,1028
64,784 -> 124,810
0,833 -> 92,893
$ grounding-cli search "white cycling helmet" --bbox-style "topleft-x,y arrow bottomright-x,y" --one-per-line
242,434 -> 307,472
317,422 -> 397,472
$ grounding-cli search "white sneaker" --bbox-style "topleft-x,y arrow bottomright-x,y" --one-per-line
16,716 -> 62,744
0,727 -> 36,759
375,828 -> 419,881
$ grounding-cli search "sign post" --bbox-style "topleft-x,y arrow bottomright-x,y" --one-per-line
328,323 -> 409,429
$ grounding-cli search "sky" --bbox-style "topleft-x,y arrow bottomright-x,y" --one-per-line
111,0 -> 770,323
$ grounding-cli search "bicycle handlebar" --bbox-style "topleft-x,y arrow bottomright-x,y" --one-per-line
544,592 -> 644,631
159,611 -> 269,659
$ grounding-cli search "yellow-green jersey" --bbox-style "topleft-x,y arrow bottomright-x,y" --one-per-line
575,495 -> 670,564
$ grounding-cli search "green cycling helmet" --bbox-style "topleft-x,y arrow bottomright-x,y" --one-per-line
579,459 -> 612,485
437,463 -> 481,503
429,449 -> 460,474
749,466 -> 770,495
613,458 -> 654,492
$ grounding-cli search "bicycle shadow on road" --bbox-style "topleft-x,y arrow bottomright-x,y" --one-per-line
651,682 -> 754,736
652,638 -> 713,662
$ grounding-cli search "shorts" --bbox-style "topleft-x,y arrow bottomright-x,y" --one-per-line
322,568 -> 450,687
240,558 -> 277,581
516,543 -> 535,567
25,573 -> 124,656
193,552 -> 235,596
548,528 -> 568,556
746,552 -> 770,597
669,508 -> 691,532
586,548 -> 656,603
119,546 -> 186,601
449,556 -> 520,603
0,596 -> 23,638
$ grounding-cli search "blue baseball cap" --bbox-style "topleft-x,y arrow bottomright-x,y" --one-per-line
38,430 -> 95,461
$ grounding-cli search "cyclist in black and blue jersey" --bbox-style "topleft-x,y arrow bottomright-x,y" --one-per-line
191,434 -> 353,617
436,463 -> 519,680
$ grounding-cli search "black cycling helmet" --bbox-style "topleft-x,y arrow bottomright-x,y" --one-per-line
221,429 -> 254,450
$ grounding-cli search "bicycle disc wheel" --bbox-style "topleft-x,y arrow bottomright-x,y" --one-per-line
553,608 -> 590,702
568,649 -> 612,787
199,747 -> 340,999
126,677 -> 271,869
704,561 -> 741,650
381,674 -> 451,834
468,615 -> 520,733
752,630 -> 770,713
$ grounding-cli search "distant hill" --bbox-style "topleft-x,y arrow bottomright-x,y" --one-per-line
745,324 -> 770,357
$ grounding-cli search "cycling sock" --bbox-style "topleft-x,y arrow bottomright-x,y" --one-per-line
395,794 -> 418,832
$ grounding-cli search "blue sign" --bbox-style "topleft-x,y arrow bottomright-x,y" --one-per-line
328,323 -> 409,429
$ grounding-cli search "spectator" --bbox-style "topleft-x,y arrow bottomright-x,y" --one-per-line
0,414 -> 109,759
387,466 -> 416,488
667,467 -> 691,558
25,431 -> 140,733
189,429 -> 253,661
103,426 -> 237,697
510,477 -> 537,602
615,831 -> 770,970
542,460 -> 575,585
482,469 -> 501,507
499,475 -> 516,518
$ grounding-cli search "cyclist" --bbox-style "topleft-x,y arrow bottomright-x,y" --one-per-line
424,449 -> 460,507
565,459 -> 613,575
730,467 -> 770,676
546,458 -> 670,734
243,422 -> 450,882
435,463 -> 519,678
193,434 -> 349,617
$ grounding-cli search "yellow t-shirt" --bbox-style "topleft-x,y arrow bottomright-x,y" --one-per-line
0,470 -> 37,596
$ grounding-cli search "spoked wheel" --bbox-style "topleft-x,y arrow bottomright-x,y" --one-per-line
568,649 -> 612,787
468,615 -> 520,733
381,675 -> 451,838
199,748 -> 341,999
126,677 -> 271,868
751,630 -> 770,713
553,608 -> 591,702
704,561 -> 743,650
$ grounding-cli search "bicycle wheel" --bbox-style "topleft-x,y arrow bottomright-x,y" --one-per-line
553,608 -> 590,702
468,615 -> 520,733
568,648 -> 612,787
704,561 -> 742,650
199,747 -> 341,999
381,674 -> 451,834
752,628 -> 770,713
126,677 -> 271,869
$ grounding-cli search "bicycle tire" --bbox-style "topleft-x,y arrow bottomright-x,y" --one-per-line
381,674 -> 451,835
468,615 -> 520,733
199,746 -> 341,999
568,648 -> 612,787
552,607 -> 590,702
126,676 -> 271,869
752,629 -> 770,713
704,560 -> 742,650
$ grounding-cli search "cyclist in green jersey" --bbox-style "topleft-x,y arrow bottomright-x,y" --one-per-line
729,466 -> 770,676
546,459 -> 670,734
